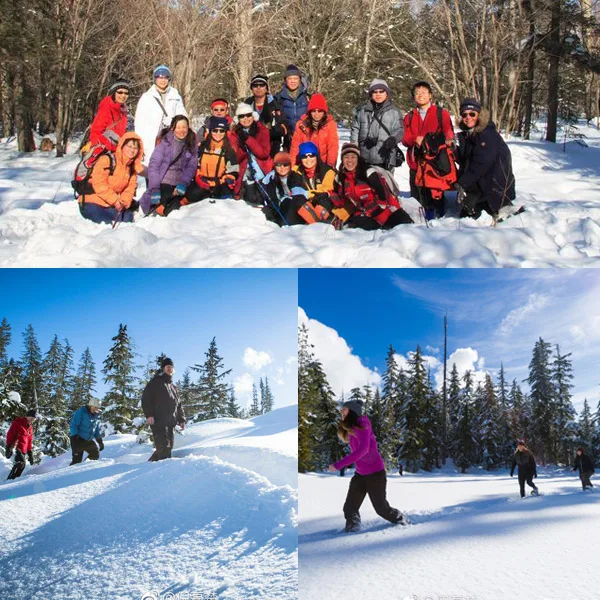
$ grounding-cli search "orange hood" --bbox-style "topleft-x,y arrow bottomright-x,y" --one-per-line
116,131 -> 144,174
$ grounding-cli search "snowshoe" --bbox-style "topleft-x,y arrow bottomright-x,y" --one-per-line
494,205 -> 525,224
392,510 -> 410,526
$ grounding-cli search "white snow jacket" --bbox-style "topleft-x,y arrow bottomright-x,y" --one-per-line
134,85 -> 188,166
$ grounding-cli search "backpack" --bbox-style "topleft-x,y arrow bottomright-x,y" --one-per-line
71,146 -> 116,197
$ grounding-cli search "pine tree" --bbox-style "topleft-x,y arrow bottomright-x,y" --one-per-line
191,337 -> 232,421
578,398 -> 594,453
447,363 -> 462,437
552,344 -> 576,465
421,386 -> 440,471
452,369 -> 475,472
473,373 -> 503,470
497,363 -> 509,408
226,386 -> 242,418
0,317 -> 10,369
102,324 -> 139,434
70,347 -> 97,413
259,377 -> 266,415
298,323 -> 316,472
249,383 -> 261,417
263,377 -> 274,413
380,346 -> 400,467
20,324 -> 43,410
178,368 -> 195,414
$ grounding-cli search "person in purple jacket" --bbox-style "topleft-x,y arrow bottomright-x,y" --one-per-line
328,399 -> 407,532
140,115 -> 198,216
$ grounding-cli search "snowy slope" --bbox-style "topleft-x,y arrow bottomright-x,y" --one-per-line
299,465 -> 600,600
0,406 -> 298,600
1,122 -> 599,267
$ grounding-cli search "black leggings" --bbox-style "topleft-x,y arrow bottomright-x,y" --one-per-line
518,470 -> 538,497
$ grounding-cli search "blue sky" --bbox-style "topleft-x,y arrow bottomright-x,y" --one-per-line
299,269 -> 600,414
1,269 -> 298,409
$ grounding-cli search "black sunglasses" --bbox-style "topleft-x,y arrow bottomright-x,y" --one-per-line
211,128 -> 226,133
301,153 -> 317,159
461,111 -> 478,118
275,162 -> 291,167
115,90 -> 129,95
251,82 -> 267,88
238,113 -> 253,119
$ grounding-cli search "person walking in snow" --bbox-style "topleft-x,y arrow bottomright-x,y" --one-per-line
573,447 -> 595,490
142,357 -> 186,462
5,409 -> 37,480
510,439 -> 539,498
328,399 -> 407,532
134,65 -> 188,167
70,399 -> 104,465
88,79 -> 132,153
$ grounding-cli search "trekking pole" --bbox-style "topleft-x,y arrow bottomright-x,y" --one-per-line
112,209 -> 123,229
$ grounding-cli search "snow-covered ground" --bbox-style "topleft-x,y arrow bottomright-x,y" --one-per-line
300,464 -> 600,600
0,406 -> 298,600
1,122 -> 599,267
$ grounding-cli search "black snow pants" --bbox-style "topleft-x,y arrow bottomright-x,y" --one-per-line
518,468 -> 538,498
7,450 -> 26,480
343,469 -> 403,526
70,437 -> 100,465
149,425 -> 175,462
580,471 -> 594,490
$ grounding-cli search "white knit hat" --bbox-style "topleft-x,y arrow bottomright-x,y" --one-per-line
88,398 -> 102,409
234,103 -> 259,123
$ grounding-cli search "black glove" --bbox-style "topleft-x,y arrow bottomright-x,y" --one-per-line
27,450 -> 34,465
237,129 -> 249,143
162,197 -> 182,216
312,192 -> 333,212
364,137 -> 378,149
380,137 -> 398,153
5,446 -> 13,459
128,200 -> 140,212
510,471 -> 514,477
96,438 -> 104,452
534,472 -> 537,478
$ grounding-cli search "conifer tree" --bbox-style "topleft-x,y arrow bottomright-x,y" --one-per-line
552,344 -> 576,464
578,398 -> 594,453
70,347 -> 97,413
226,386 -> 242,418
263,377 -> 274,413
0,317 -> 10,369
20,324 -> 43,410
259,377 -> 266,415
249,383 -> 261,417
178,368 -> 195,415
380,346 -> 401,466
298,324 -> 316,472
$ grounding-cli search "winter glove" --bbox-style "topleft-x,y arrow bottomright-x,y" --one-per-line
5,446 -> 13,459
150,190 -> 162,206
510,470 -> 514,477
379,137 -> 398,156
27,451 -> 34,465
162,197 -> 182,217
455,183 -> 466,206
95,438 -> 104,452
128,200 -> 140,212
174,184 -> 186,196
222,174 -> 237,189
312,192 -> 333,212
364,137 -> 378,150
237,129 -> 249,143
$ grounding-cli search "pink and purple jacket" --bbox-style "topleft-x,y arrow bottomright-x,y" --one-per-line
333,415 -> 385,475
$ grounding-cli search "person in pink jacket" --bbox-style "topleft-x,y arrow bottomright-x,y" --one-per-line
329,399 -> 406,532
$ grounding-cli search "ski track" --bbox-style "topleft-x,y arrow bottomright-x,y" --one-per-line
1,125 -> 599,267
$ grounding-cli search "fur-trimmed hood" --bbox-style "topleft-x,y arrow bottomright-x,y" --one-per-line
460,107 -> 491,134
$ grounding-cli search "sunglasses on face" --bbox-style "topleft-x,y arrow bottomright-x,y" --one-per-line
371,89 -> 386,94
212,128 -> 226,133
213,107 -> 227,113
115,90 -> 129,96
275,162 -> 291,168
462,111 -> 478,118
238,113 -> 253,119
301,153 -> 316,159
251,83 -> 267,88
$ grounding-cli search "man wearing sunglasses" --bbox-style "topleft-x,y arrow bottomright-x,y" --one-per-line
88,79 -> 131,153
196,98 -> 234,141
244,74 -> 289,157
455,98 -> 516,219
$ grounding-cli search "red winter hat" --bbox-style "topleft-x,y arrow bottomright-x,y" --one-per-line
308,93 -> 328,113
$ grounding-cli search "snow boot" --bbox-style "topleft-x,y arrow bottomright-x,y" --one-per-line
530,488 -> 540,496
345,516 -> 361,533
391,509 -> 409,526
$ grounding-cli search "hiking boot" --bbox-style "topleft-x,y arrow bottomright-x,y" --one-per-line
345,517 -> 361,533
530,488 -> 539,496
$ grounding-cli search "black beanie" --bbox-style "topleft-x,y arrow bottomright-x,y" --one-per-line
161,357 -> 174,368
108,79 -> 131,96
460,98 -> 482,114
284,65 -> 302,78
341,400 -> 364,416
27,409 -> 37,418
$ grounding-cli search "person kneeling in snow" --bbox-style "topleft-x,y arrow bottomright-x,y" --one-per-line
573,447 -> 595,491
328,400 -> 407,532
70,398 -> 104,465
5,409 -> 37,480
510,439 -> 539,498
142,357 -> 186,462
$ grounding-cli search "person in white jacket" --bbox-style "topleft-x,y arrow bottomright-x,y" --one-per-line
134,65 -> 188,166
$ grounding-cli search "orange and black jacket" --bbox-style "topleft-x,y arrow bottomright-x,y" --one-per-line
196,138 -> 239,189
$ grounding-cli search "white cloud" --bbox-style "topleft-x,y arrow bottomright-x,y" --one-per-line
233,372 -> 254,402
299,307 -> 380,398
275,367 -> 285,385
243,347 -> 273,371
498,294 -> 551,337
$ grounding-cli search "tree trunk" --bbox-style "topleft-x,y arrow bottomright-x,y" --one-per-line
0,67 -> 15,137
234,0 -> 253,102
14,62 -> 35,152
545,0 -> 561,143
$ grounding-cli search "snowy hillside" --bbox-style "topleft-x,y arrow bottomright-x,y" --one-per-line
1,122 -> 599,267
0,406 -> 298,600
300,466 -> 600,600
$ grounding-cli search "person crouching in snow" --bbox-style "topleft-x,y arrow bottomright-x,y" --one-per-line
328,399 -> 407,532
5,409 -> 37,480
573,447 -> 595,491
78,132 -> 144,224
142,357 -> 186,462
70,399 -> 104,465
510,439 -> 539,498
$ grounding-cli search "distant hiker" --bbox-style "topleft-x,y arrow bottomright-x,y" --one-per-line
244,74 -> 288,157
510,439 -> 539,498
351,79 -> 404,171
261,151 -> 309,226
142,357 -> 186,462
328,399 -> 407,532
402,81 -> 456,220
197,98 -> 234,141
573,447 -> 595,490
70,399 -> 104,465
78,132 -> 144,224
139,115 -> 197,216
455,98 -> 516,219
274,64 -> 310,136
398,464 -> 403,476
134,65 -> 188,167
5,409 -> 37,480
290,93 -> 339,169
230,103 -> 273,204
332,142 -> 413,230
88,79 -> 131,153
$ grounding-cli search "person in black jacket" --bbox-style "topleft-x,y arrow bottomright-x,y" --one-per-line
455,98 -> 516,219
510,439 -> 539,498
573,447 -> 595,490
142,357 -> 186,462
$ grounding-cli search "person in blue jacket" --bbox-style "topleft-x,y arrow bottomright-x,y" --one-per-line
69,398 -> 104,465
274,65 -> 310,138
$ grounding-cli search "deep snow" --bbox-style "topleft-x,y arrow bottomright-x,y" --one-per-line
1,122 -> 599,267
0,405 -> 298,600
299,464 -> 600,600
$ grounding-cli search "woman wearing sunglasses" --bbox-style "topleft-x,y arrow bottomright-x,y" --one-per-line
196,99 -> 234,142
88,79 -> 131,153
455,98 -> 516,219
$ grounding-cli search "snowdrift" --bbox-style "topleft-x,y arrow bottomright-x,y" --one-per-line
1,123 -> 599,268
0,406 -> 298,600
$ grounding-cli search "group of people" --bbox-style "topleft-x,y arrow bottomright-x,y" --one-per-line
75,65 -> 516,228
3,357 -> 187,478
327,401 -> 595,533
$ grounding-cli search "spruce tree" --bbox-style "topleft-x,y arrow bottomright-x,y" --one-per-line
380,346 -> 401,467
452,369 -> 475,472
448,363 -> 462,437
20,324 -> 43,410
102,324 -> 139,434
578,398 -> 594,453
0,317 -> 10,369
259,377 -> 266,415
298,324 -> 316,472
249,383 -> 261,417
552,345 -> 576,465
226,386 -> 242,418
178,368 -> 195,415
70,347 -> 97,413
263,377 -> 274,413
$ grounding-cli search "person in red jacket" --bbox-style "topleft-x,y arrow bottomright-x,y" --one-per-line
402,81 -> 455,220
88,79 -> 131,152
229,102 -> 273,205
5,409 -> 37,480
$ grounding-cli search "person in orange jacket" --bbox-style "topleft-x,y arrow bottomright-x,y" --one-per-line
78,132 -> 144,224
88,80 -> 131,152
5,409 -> 37,480
290,93 -> 339,169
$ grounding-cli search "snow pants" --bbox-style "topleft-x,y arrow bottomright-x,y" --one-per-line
149,425 -> 174,462
79,202 -> 135,224
7,450 -> 26,480
343,469 -> 403,526
518,469 -> 538,497
70,438 -> 100,465
347,209 -> 414,230
580,471 -> 594,489
185,182 -> 233,204
410,169 -> 444,218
